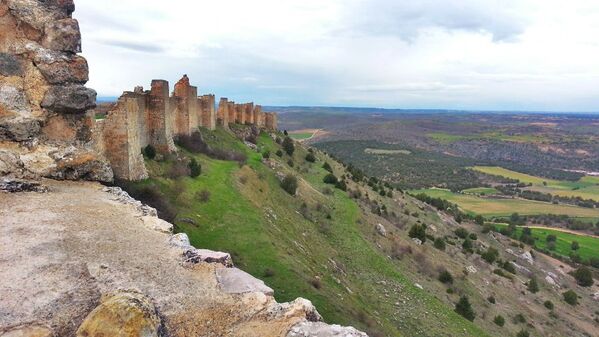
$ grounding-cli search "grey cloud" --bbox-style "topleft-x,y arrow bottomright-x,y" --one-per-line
100,40 -> 165,53
343,0 -> 528,42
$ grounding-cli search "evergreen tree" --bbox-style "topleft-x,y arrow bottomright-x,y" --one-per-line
527,276 -> 539,293
454,295 -> 476,321
282,137 -> 295,156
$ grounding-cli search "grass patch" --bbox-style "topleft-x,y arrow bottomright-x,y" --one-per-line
289,132 -> 314,140
493,224 -> 599,261
411,188 -> 599,220
364,148 -> 411,155
462,187 -> 499,195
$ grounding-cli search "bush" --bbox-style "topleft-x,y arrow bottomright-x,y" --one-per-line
468,233 -> 477,240
322,162 -> 333,172
546,234 -> 557,242
335,180 -> 347,191
487,296 -> 496,304
502,261 -> 516,274
543,300 -> 554,310
454,295 -> 475,321
263,268 -> 275,277
493,315 -> 505,327
309,277 -> 322,289
262,150 -> 270,159
287,159 -> 294,167
281,174 -> 298,195
573,267 -> 594,287
143,144 -> 156,159
195,189 -> 211,203
282,137 -> 295,156
438,270 -> 454,284
481,247 -> 499,264
514,313 -> 526,324
474,215 -> 484,226
563,290 -> 578,305
516,330 -> 530,337
188,158 -> 201,178
482,223 -> 494,233
571,241 -> 580,250
276,149 -> 283,157
323,173 -> 338,185
168,160 -> 190,179
455,227 -> 469,239
408,224 -> 427,243
305,153 -> 316,163
462,238 -> 473,251
175,132 -> 210,153
433,237 -> 446,250
527,276 -> 539,293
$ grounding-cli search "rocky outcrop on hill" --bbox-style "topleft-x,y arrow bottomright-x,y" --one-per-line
0,0 -> 111,181
0,179 -> 367,337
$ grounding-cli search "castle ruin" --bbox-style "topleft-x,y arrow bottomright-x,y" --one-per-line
98,75 -> 277,181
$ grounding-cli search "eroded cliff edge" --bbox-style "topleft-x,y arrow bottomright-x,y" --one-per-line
0,1 -> 367,336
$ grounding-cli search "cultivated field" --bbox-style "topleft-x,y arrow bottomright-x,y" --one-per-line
412,188 -> 599,219
473,166 -> 599,201
493,224 -> 599,261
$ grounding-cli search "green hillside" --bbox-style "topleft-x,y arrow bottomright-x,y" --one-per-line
120,126 -> 491,337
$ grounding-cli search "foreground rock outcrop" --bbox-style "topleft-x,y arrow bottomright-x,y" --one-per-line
0,0 -> 112,182
0,180 -> 367,336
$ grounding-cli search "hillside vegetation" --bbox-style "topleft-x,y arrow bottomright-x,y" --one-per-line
119,126 -> 599,337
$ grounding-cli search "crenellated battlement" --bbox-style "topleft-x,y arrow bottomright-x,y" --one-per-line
99,75 -> 278,180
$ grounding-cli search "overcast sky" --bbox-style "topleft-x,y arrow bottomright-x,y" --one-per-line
75,0 -> 599,111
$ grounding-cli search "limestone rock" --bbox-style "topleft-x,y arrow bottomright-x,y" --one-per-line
545,275 -> 559,288
375,223 -> 386,236
466,265 -> 477,274
41,18 -> 81,53
287,322 -> 368,337
411,237 -> 422,245
184,248 -> 233,267
519,251 -> 534,265
41,84 -> 96,113
268,298 -> 322,322
76,290 -> 161,337
0,53 -> 24,76
216,267 -> 275,296
168,232 -> 191,248
36,54 -> 88,84
0,178 -> 47,192
0,325 -> 53,337
141,215 -> 173,234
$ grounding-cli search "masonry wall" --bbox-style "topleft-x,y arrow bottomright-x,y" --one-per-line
100,75 -> 277,181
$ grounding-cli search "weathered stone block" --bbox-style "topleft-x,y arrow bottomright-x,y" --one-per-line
36,54 -> 88,84
0,53 -> 23,76
41,84 -> 96,113
41,18 -> 81,53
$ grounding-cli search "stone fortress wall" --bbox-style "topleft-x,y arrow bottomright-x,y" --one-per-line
98,74 -> 278,181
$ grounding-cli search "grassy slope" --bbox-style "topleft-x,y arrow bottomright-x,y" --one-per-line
493,224 -> 599,261
411,188 -> 599,219
473,166 -> 599,201
130,127 -> 491,337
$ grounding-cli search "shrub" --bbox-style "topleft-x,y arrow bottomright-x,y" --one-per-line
188,158 -> 201,178
322,162 -> 333,172
502,261 -> 516,274
143,144 -> 156,159
323,173 -> 338,185
493,315 -> 505,327
546,234 -> 557,242
516,330 -> 530,337
276,149 -> 283,157
287,159 -> 294,167
280,174 -> 298,195
305,153 -> 316,163
282,137 -> 295,156
474,214 -> 485,226
433,237 -> 446,250
563,290 -> 578,305
335,180 -> 347,191
481,247 -> 499,264
195,189 -> 211,203
168,160 -> 190,179
487,296 -> 496,304
462,238 -> 473,251
408,224 -> 427,243
514,313 -> 526,324
454,295 -> 475,321
263,268 -> 275,277
455,227 -> 469,239
543,300 -> 554,310
262,150 -> 270,159
482,223 -> 494,233
571,241 -> 580,251
527,276 -> 539,293
175,131 -> 210,154
438,270 -> 454,284
573,267 -> 594,287
468,233 -> 477,240
309,277 -> 322,289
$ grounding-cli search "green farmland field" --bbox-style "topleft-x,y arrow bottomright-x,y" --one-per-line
411,188 -> 599,220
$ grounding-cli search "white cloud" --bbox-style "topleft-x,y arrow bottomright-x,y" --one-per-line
74,0 -> 599,111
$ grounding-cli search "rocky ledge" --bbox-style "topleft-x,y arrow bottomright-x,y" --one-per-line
0,180 -> 367,337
